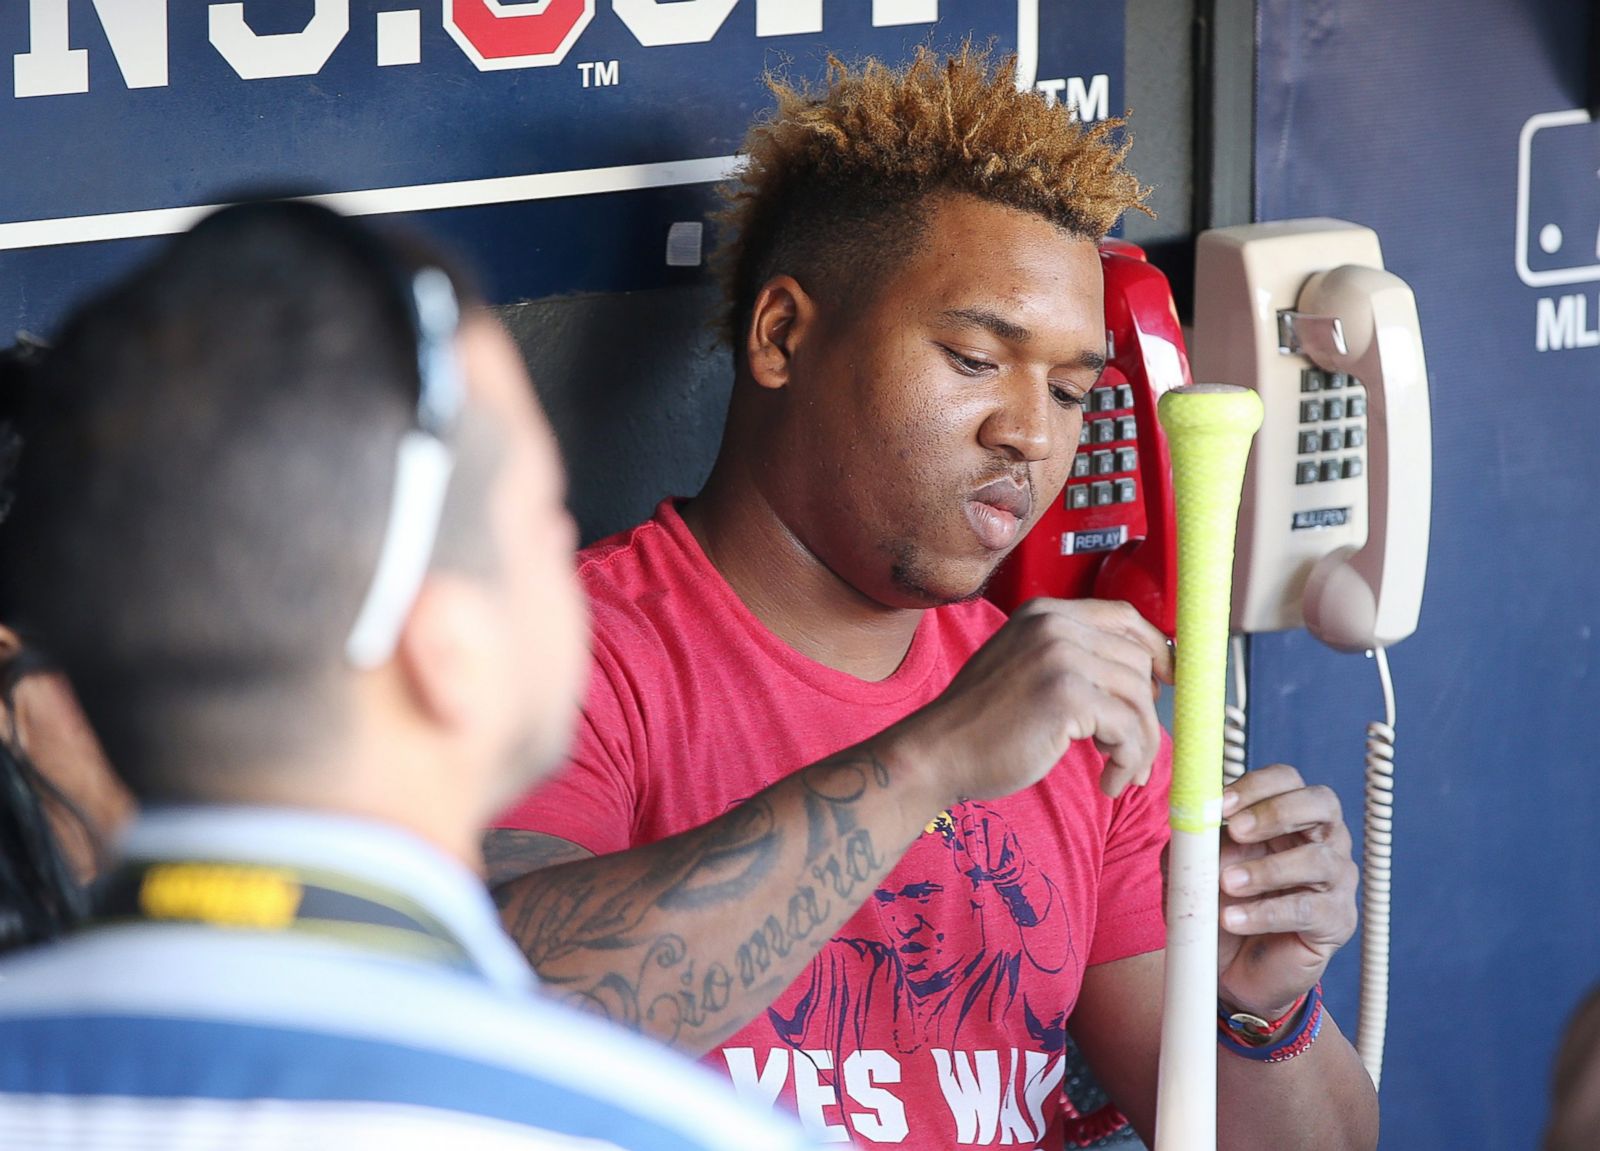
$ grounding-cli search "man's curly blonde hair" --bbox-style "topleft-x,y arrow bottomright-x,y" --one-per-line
714,43 -> 1150,343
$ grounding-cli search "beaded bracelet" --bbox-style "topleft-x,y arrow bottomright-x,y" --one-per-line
1217,983 -> 1324,1063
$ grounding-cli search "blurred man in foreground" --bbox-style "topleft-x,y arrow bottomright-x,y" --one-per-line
0,202 -> 811,1150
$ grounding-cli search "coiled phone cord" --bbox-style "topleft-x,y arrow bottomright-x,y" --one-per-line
1222,635 -> 1248,784
1356,646 -> 1395,1091
1217,636 -> 1393,1091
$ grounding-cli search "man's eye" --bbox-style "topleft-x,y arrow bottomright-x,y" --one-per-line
942,347 -> 994,376
1050,385 -> 1087,410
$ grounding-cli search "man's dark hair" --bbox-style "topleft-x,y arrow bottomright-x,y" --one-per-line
3,201 -> 496,801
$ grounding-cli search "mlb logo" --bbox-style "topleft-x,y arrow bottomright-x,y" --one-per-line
1517,108 -> 1600,288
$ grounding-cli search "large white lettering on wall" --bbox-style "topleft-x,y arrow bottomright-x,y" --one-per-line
613,0 -> 933,48
444,0 -> 595,70
13,0 -> 167,97
209,1 -> 349,81
756,0 -> 821,38
612,0 -> 737,46
614,0 -> 846,47
9,0 -> 950,92
873,0 -> 940,27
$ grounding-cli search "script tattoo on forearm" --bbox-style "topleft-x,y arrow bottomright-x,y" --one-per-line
491,752 -> 898,1049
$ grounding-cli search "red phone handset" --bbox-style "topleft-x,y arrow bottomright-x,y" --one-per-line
985,239 -> 1188,636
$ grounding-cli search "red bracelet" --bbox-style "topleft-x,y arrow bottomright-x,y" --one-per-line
1220,989 -> 1309,1045
1217,984 -> 1324,1062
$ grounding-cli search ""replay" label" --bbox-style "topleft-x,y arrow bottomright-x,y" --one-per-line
1061,526 -> 1130,555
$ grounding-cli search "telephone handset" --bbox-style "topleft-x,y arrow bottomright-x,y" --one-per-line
985,238 -> 1187,635
1296,266 -> 1432,651
1192,218 -> 1434,1092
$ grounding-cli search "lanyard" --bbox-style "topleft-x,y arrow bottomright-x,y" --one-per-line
92,857 -> 479,974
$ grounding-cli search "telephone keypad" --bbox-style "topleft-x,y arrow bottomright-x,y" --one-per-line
1293,376 -> 1368,486
1066,384 -> 1140,515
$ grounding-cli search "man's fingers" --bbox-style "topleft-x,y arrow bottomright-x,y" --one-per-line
1221,887 -> 1357,947
985,598 -> 1165,798
1051,678 -> 1154,798
1088,600 -> 1174,684
1076,626 -> 1159,683
1028,598 -> 1173,683
1225,782 -> 1345,845
1221,841 -> 1356,897
1221,762 -> 1306,814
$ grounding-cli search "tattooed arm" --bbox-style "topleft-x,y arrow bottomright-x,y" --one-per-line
488,749 -> 943,1054
484,831 -> 594,886
488,598 -> 1172,1056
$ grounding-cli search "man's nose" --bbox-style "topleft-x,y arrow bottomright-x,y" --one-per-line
978,370 -> 1054,463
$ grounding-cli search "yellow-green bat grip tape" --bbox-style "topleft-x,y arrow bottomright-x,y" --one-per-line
1157,385 -> 1264,833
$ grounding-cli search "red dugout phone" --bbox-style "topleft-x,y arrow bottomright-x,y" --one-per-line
986,239 -> 1187,635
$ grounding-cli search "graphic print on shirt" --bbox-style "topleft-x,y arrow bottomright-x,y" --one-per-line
718,801 -> 1117,1145
770,802 -> 1075,1061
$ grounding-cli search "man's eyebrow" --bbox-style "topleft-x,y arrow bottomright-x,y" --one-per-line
940,307 -> 1033,344
939,307 -> 1107,374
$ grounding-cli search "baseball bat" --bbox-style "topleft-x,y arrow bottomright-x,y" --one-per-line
1152,383 -> 1263,1151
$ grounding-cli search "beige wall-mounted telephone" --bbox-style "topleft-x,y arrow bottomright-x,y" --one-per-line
1194,219 -> 1431,650
1191,218 -> 1434,1092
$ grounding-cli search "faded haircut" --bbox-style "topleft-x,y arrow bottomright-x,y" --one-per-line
714,43 -> 1150,345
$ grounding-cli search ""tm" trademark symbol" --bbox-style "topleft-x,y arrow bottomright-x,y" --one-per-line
579,60 -> 620,88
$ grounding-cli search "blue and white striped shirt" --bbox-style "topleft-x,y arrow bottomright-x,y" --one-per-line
0,807 -> 814,1150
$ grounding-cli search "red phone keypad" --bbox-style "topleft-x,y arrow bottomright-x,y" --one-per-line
1067,384 -> 1140,509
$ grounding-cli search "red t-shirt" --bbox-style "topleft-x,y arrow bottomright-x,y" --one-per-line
497,501 -> 1172,1148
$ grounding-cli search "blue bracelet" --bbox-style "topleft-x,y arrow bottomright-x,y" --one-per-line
1217,983 -> 1325,1062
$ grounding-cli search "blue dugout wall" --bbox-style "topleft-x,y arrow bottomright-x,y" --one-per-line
1252,2 -> 1600,1146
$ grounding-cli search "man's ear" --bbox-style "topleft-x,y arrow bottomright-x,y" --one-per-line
0,624 -> 21,664
392,575 -> 499,732
744,275 -> 817,393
